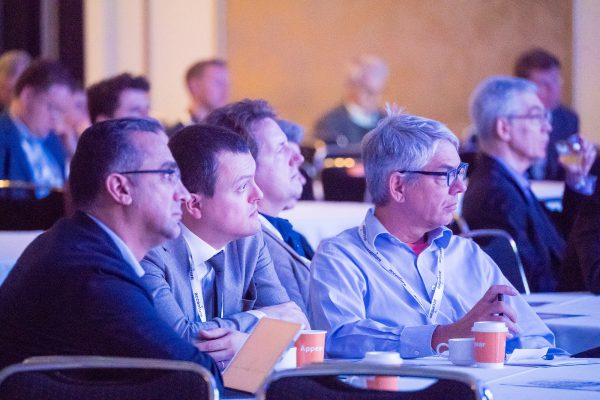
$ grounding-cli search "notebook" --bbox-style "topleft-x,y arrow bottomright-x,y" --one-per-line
223,317 -> 302,393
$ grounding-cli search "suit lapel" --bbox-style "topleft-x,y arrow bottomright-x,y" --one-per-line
262,227 -> 310,269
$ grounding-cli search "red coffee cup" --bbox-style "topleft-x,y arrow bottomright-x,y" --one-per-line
472,321 -> 507,368
294,330 -> 326,367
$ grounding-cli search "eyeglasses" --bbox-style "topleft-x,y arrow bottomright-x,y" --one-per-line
117,168 -> 181,185
506,110 -> 552,124
398,162 -> 469,187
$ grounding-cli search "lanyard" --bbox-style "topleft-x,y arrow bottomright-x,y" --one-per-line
359,223 -> 446,324
185,240 -> 207,322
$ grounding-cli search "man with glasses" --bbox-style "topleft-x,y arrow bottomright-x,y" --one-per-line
0,118 -> 223,389
463,76 -> 596,293
309,112 -> 553,359
514,48 -> 579,180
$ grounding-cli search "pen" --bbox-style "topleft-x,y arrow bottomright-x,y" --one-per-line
497,293 -> 504,317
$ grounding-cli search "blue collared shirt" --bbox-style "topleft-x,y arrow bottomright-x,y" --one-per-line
88,214 -> 145,278
308,208 -> 554,359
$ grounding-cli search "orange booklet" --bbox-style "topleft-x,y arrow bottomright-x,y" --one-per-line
223,318 -> 302,393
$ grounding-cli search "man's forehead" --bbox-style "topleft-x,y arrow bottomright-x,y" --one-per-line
512,91 -> 544,110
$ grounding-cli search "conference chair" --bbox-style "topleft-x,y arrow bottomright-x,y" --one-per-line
461,229 -> 531,295
0,356 -> 219,400
0,180 -> 65,230
256,361 -> 491,400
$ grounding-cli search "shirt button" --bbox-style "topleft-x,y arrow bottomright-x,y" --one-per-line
414,351 -> 420,356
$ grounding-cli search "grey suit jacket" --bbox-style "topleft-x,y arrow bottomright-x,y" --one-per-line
141,230 -> 289,343
261,226 -> 311,315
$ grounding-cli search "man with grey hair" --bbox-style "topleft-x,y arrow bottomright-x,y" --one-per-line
313,54 -> 388,150
463,76 -> 596,292
309,112 -> 553,359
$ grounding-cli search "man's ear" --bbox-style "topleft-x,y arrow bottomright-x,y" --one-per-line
184,192 -> 204,219
495,117 -> 512,142
388,171 -> 406,203
105,173 -> 133,205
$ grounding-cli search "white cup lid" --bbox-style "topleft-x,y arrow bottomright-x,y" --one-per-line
362,351 -> 403,365
471,321 -> 508,333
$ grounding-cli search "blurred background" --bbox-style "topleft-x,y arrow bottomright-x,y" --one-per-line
1,0 -> 598,143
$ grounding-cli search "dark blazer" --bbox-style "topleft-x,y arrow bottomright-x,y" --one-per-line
463,154 -> 584,292
313,104 -> 384,146
261,226 -> 311,315
0,112 -> 65,198
0,212 -> 222,389
562,184 -> 600,293
141,231 -> 290,342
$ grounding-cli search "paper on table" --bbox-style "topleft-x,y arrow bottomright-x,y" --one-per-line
506,348 -> 595,366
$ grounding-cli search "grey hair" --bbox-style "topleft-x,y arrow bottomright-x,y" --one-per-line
362,112 -> 459,206
469,76 -> 537,144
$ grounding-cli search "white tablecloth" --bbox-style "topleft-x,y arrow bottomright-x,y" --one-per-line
525,292 -> 600,355
0,230 -> 42,285
280,201 -> 371,249
403,356 -> 600,399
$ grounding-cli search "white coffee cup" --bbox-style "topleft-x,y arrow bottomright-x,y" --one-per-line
435,338 -> 475,366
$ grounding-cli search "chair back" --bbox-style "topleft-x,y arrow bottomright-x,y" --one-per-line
461,229 -> 530,295
256,361 -> 491,400
0,356 -> 219,400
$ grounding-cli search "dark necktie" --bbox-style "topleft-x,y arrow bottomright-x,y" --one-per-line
205,251 -> 225,319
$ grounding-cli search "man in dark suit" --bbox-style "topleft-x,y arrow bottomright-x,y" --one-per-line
514,48 -> 580,181
0,118 -> 222,388
463,76 -> 596,292
206,100 -> 312,314
562,184 -> 600,293
0,59 -> 73,199
141,124 -> 308,368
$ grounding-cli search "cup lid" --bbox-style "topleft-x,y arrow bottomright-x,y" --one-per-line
362,351 -> 403,365
471,321 -> 508,332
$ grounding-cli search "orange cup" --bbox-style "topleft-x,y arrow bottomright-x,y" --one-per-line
363,352 -> 402,391
472,321 -> 507,368
294,330 -> 326,367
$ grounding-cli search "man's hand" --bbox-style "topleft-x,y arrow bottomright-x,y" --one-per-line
432,285 -> 518,349
195,328 -> 248,368
258,301 -> 310,329
562,136 -> 597,187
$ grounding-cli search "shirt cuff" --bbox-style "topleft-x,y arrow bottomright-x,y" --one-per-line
398,324 -> 438,358
247,310 -> 267,320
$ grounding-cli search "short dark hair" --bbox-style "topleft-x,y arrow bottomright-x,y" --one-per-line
185,59 -> 227,84
514,48 -> 561,79
69,118 -> 163,209
169,124 -> 250,196
14,59 -> 74,96
86,73 -> 150,122
204,99 -> 276,158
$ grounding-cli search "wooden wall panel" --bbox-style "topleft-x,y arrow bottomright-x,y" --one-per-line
226,0 -> 572,141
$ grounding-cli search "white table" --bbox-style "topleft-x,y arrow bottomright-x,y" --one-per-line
0,230 -> 42,285
280,201 -> 371,249
403,356 -> 600,399
525,292 -> 600,355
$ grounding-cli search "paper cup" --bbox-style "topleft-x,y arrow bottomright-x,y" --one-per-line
472,321 -> 507,368
363,351 -> 402,391
295,330 -> 326,367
